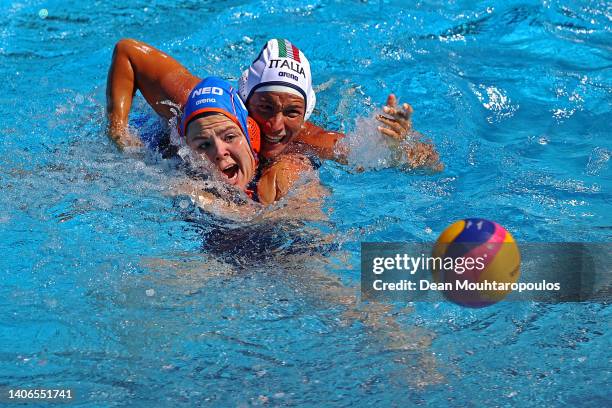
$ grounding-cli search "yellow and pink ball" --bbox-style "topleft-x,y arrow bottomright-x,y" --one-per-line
432,218 -> 521,308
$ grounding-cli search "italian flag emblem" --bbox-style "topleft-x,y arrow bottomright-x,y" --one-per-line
276,39 -> 301,62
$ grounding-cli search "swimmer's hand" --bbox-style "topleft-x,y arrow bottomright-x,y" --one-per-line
107,124 -> 144,149
377,94 -> 413,140
377,94 -> 444,172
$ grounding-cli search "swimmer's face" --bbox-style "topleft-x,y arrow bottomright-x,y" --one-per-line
247,91 -> 305,159
186,114 -> 256,190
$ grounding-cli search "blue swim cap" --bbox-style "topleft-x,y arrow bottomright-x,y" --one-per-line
180,76 -> 260,154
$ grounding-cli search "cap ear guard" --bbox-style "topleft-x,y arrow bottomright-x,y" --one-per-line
305,88 -> 316,121
246,116 -> 260,154
238,69 -> 250,103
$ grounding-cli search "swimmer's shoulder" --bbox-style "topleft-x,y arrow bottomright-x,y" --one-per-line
256,153 -> 314,205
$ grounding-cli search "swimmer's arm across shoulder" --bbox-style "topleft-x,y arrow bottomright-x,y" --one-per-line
294,122 -> 347,162
105,38 -> 201,148
256,154 -> 315,205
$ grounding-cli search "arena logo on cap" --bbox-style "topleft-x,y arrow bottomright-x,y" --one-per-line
279,71 -> 299,81
195,98 -> 217,106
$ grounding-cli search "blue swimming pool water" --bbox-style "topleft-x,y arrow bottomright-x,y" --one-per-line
0,0 -> 610,406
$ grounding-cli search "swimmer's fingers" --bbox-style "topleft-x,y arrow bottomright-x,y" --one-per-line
383,102 -> 413,120
379,96 -> 415,140
378,125 -> 403,141
385,93 -> 398,109
377,115 -> 411,141
382,105 -> 399,117
377,115 -> 405,135
401,102 -> 413,120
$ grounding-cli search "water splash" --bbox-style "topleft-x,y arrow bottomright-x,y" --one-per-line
340,111 -> 395,171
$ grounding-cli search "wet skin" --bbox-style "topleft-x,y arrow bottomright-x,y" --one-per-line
185,114 -> 256,191
247,91 -> 306,160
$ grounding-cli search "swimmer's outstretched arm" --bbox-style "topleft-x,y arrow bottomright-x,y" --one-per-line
294,122 -> 345,160
296,95 -> 443,171
106,38 -> 201,148
377,94 -> 444,171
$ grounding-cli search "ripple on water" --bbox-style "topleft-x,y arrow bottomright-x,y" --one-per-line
0,1 -> 610,405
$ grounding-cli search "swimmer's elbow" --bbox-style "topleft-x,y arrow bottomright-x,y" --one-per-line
112,38 -> 153,64
113,38 -> 139,55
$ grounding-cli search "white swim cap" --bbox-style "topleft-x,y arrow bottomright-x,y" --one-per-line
239,38 -> 316,121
